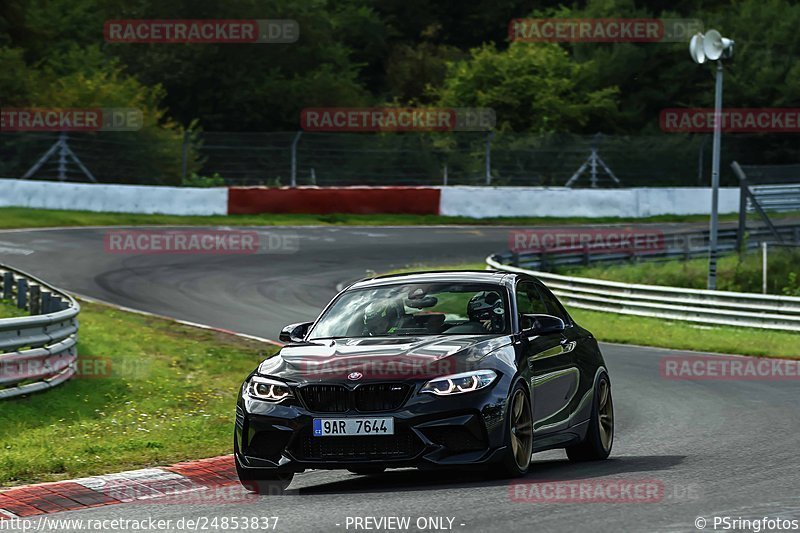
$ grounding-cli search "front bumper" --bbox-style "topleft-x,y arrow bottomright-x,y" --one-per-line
235,381 -> 509,473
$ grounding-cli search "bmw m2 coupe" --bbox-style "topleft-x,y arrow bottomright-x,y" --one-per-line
235,271 -> 613,492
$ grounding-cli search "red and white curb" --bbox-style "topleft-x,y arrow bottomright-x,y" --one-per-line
0,455 -> 244,519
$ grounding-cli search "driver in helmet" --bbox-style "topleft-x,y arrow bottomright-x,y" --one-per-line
362,299 -> 399,336
467,291 -> 505,333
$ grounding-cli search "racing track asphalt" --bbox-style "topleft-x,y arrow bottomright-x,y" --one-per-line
1,225 -> 798,533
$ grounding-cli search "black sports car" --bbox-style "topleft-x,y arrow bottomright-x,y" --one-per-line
235,271 -> 613,492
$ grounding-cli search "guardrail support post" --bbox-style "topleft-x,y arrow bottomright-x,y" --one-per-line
511,251 -> 519,267
41,292 -> 52,314
2,272 -> 12,300
16,279 -> 28,310
29,285 -> 41,315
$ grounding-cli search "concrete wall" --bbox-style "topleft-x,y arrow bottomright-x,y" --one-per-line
0,179 -> 228,216
0,179 -> 741,218
439,186 -> 741,218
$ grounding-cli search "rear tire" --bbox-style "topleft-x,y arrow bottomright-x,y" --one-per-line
566,374 -> 613,462
497,383 -> 533,477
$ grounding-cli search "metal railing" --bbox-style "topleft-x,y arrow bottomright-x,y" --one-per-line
0,265 -> 80,399
500,224 -> 800,271
488,225 -> 800,333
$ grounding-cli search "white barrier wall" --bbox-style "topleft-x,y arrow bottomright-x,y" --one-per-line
439,186 -> 741,218
0,179 -> 228,215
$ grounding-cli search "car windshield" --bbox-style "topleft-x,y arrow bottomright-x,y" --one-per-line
308,282 -> 510,339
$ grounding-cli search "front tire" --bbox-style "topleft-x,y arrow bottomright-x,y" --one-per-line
235,456 -> 294,494
497,383 -> 533,477
566,374 -> 613,461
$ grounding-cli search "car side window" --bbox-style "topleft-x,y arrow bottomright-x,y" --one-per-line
515,281 -> 548,317
537,283 -> 570,323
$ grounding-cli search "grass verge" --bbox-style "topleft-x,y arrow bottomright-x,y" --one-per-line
0,300 -> 277,487
0,207 -> 754,230
384,264 -> 799,359
559,248 -> 800,296
0,299 -> 29,318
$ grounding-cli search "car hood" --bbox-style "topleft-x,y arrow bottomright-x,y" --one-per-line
257,335 -> 512,383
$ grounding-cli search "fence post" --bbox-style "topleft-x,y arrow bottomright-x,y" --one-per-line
443,164 -> 448,186
736,173 -> 748,253
582,245 -> 590,266
290,131 -> 303,187
180,130 -> 190,182
485,131 -> 493,185
16,279 -> 28,310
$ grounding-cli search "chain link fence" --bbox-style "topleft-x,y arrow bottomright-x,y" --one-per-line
1,131 -> 798,188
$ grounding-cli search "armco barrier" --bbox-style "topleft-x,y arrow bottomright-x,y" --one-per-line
485,256 -> 800,333
227,186 -> 441,215
0,265 -> 80,399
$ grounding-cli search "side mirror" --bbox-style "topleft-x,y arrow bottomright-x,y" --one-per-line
520,314 -> 565,336
279,321 -> 313,343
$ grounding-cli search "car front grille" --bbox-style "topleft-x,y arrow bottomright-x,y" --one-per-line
297,383 -> 411,413
294,431 -> 420,461
297,385 -> 349,413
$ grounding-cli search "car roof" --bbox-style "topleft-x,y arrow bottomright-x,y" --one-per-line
348,270 -> 517,290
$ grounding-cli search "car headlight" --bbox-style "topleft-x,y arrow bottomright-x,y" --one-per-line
246,376 -> 293,402
420,370 -> 498,396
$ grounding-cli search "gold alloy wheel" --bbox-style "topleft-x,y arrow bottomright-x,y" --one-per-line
598,379 -> 614,451
509,389 -> 533,470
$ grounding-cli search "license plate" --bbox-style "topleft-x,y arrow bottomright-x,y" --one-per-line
313,417 -> 394,437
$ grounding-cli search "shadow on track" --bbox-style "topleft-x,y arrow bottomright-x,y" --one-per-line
285,455 -> 686,496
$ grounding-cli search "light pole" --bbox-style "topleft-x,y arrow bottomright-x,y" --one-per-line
690,29 -> 734,290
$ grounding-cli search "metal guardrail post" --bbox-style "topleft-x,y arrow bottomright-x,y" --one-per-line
17,278 -> 28,309
30,285 -> 41,315
1,264 -> 80,399
2,272 -> 12,300
41,291 -> 52,314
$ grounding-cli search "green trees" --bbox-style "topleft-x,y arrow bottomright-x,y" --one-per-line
1,0 -> 797,183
